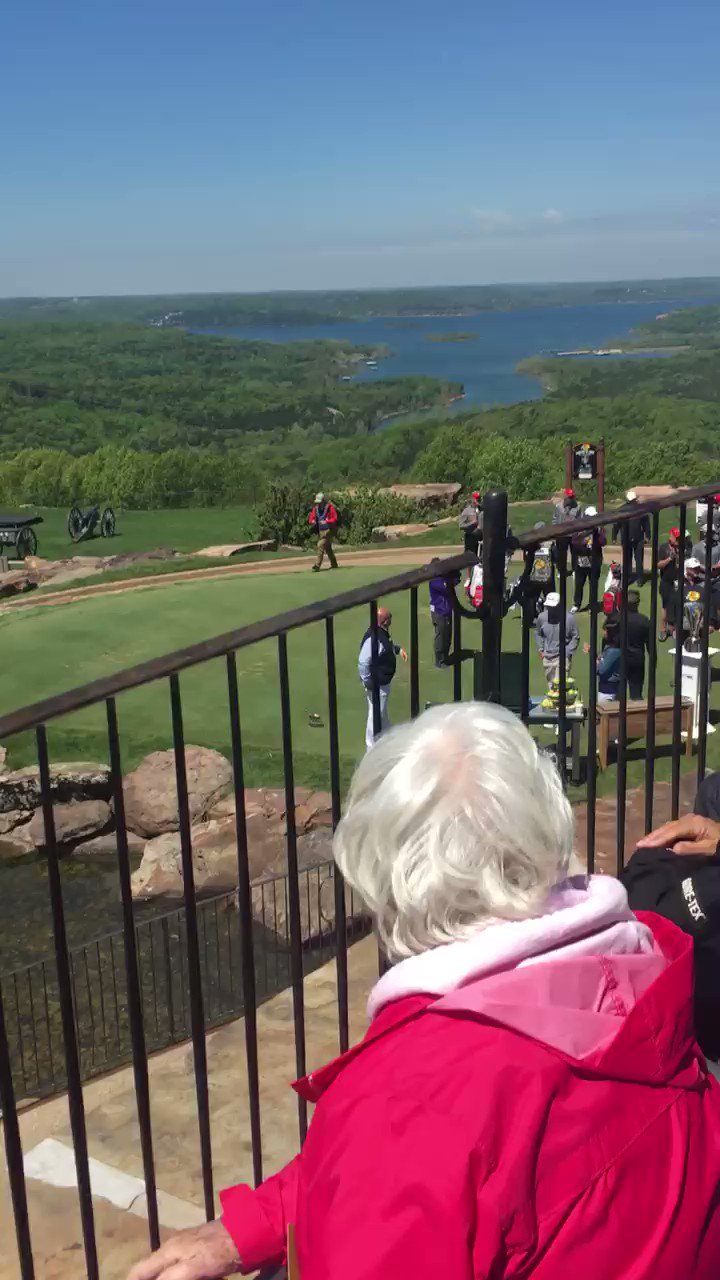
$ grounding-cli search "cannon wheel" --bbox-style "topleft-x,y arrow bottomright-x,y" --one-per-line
100,507 -> 116,539
68,506 -> 84,543
16,527 -> 38,560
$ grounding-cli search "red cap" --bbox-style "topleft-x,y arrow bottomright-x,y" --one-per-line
670,527 -> 680,538
563,487 -> 575,497
471,491 -> 481,502
714,494 -> 720,503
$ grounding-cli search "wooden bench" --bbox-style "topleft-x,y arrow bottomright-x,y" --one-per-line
597,695 -> 694,770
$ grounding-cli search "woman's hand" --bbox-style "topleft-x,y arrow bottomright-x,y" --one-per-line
127,1221 -> 241,1280
636,814 -> 720,855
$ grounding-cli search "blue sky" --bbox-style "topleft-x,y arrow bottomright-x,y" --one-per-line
3,0 -> 720,295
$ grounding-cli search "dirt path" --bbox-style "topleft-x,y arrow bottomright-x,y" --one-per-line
2,540 -> 632,615
1,546 -> 464,613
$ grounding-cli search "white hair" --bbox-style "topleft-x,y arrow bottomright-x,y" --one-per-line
333,703 -> 574,961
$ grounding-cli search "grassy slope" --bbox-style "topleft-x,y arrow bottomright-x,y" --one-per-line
24,506 -> 258,560
0,564 -> 715,804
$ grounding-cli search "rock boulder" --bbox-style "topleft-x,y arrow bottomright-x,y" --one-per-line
0,762 -> 111,815
28,799 -> 113,850
121,747 -> 233,838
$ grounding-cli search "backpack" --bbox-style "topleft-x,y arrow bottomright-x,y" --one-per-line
530,549 -> 552,585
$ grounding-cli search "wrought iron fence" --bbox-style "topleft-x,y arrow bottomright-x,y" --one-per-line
0,486 -> 718,1279
0,864 -> 369,1102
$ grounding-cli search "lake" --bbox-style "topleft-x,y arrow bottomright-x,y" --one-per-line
197,297 -> 718,411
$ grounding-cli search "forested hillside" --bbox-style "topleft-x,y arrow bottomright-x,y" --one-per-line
0,323 -> 456,454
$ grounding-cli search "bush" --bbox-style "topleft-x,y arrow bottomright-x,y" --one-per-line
256,483 -> 422,547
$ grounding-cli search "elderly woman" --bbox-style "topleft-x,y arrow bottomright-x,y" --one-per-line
130,704 -> 720,1280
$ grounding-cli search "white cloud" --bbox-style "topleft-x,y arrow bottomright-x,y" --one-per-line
543,208 -> 565,224
471,209 -> 515,235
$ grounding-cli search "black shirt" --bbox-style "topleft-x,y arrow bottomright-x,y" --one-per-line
658,541 -> 679,583
625,610 -> 650,666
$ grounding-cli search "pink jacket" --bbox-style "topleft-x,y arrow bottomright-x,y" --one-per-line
220,877 -> 720,1279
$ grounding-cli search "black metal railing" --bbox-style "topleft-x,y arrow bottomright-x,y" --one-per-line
0,486 -> 718,1278
0,864 -> 369,1103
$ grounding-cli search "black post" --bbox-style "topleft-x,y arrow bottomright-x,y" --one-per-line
409,586 -> 420,718
480,490 -> 508,702
697,497 -> 715,785
644,513 -> 660,832
616,525 -> 631,874
671,504 -> 687,818
325,618 -> 349,1055
557,537 -> 568,785
585,530 -> 601,872
369,601 -> 382,742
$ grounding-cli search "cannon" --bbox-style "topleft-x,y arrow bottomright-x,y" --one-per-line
0,513 -> 43,561
67,504 -> 116,544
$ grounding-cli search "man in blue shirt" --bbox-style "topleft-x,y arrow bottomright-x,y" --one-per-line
358,607 -> 407,750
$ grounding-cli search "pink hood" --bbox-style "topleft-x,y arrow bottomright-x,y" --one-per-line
369,875 -> 668,1062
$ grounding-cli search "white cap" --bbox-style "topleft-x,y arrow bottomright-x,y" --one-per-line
545,591 -> 561,608
315,492 -> 325,503
685,557 -> 702,570
626,489 -> 637,501
584,506 -> 597,517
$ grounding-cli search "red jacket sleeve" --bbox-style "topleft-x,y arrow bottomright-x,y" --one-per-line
220,1155 -> 300,1274
308,508 -> 317,527
325,503 -> 338,527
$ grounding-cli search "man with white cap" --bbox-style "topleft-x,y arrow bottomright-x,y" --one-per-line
308,491 -> 339,571
612,489 -> 650,585
570,505 -> 606,611
535,591 -> 580,686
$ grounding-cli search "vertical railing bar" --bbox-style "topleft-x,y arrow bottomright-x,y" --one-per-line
213,900 -> 222,1001
226,651 -> 263,1186
409,586 -> 420,718
41,962 -> 55,1082
0,979 -> 36,1279
480,490 -> 507,701
169,673 -> 215,1218
369,601 -> 382,743
557,538 -> 568,785
83,949 -> 96,1065
520,550 -> 532,723
27,969 -> 40,1090
148,925 -> 160,1037
671,505 -> 687,818
325,617 -> 349,1054
13,972 -> 28,1092
452,603 -> 462,703
106,697 -> 161,1245
697,496 -> 715,784
109,934 -> 121,1049
95,941 -> 108,1062
161,918 -> 175,1041
36,724 -> 99,1280
644,512 -> 660,832
277,635 -> 308,1143
585,530 -> 601,873
616,525 -> 631,875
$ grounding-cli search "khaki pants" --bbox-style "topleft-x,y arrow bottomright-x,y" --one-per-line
314,531 -> 338,569
542,655 -> 572,686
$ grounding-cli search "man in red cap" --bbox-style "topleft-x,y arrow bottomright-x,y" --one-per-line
552,487 -> 581,526
657,525 -> 692,640
458,490 -> 483,555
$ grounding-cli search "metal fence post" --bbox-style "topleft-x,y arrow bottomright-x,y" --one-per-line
480,490 -> 508,702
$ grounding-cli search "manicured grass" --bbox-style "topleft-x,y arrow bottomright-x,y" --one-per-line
16,506 -> 258,560
0,565 -> 717,805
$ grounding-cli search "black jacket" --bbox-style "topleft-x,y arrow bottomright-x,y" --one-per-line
360,626 -> 397,687
621,847 -> 720,1059
612,502 -> 651,545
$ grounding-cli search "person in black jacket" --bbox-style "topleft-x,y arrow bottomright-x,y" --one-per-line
623,590 -> 651,699
358,607 -> 408,750
622,802 -> 720,1063
612,489 -> 651,585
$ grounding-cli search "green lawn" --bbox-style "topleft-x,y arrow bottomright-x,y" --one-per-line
18,506 -> 258,560
0,565 -> 716,804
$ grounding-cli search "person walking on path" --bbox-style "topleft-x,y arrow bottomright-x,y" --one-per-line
570,506 -> 605,612
358,606 -> 407,750
458,490 -> 483,555
612,489 -> 650,585
308,492 -> 339,571
429,565 -> 460,669
535,591 -> 579,685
